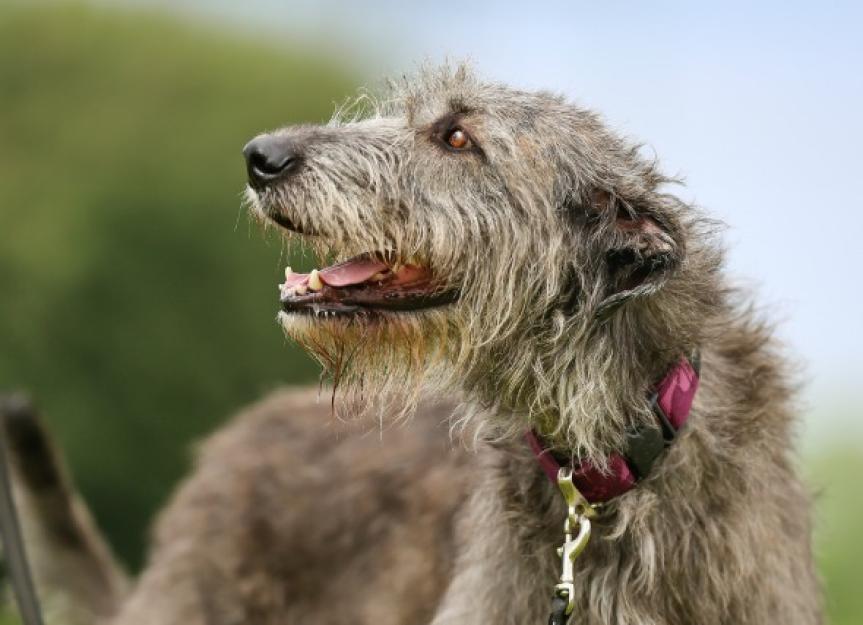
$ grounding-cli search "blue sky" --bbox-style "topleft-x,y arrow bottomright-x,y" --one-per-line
102,0 -> 863,439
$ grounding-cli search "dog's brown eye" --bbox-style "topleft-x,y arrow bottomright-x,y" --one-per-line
446,128 -> 470,150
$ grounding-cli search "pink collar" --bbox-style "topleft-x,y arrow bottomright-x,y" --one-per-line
525,356 -> 700,504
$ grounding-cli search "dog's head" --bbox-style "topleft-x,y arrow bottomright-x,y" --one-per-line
245,65 -> 719,447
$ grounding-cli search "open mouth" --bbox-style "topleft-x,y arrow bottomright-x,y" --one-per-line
279,252 -> 459,317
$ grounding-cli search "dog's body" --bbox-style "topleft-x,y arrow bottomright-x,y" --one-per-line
111,389 -> 470,625
3,66 -> 821,624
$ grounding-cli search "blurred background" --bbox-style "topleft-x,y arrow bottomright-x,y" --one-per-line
0,1 -> 860,623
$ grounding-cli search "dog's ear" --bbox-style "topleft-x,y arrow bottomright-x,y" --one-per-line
589,189 -> 683,321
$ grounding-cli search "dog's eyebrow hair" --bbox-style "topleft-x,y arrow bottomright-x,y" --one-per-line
429,111 -> 463,131
447,97 -> 476,116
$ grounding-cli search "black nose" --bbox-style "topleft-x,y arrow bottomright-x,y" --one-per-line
242,134 -> 303,188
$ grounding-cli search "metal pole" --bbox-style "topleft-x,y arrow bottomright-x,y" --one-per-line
0,398 -> 45,625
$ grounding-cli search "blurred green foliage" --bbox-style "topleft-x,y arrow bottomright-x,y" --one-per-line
807,445 -> 863,625
0,3 -> 859,625
0,1 -> 354,568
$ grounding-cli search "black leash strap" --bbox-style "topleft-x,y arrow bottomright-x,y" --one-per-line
0,397 -> 45,625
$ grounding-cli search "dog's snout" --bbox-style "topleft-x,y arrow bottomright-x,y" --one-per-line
243,134 -> 303,188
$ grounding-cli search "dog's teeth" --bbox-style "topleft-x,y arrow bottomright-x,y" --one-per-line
308,269 -> 323,291
295,285 -> 307,296
284,266 -> 293,279
372,272 -> 387,282
391,262 -> 402,273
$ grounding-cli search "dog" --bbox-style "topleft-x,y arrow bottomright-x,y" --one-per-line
3,65 -> 822,625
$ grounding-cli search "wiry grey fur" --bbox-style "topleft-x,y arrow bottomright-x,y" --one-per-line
5,65 -> 821,625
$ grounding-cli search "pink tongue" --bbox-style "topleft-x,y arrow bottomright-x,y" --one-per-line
282,257 -> 390,289
320,257 -> 389,287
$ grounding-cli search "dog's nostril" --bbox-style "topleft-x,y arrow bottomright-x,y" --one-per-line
242,135 -> 303,187
249,151 -> 295,177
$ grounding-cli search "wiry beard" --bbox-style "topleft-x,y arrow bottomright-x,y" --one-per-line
278,308 -> 459,425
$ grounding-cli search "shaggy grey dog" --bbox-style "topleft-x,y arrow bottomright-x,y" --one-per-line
3,65 -> 821,625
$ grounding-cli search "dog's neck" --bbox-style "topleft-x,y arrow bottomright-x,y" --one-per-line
524,355 -> 700,504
